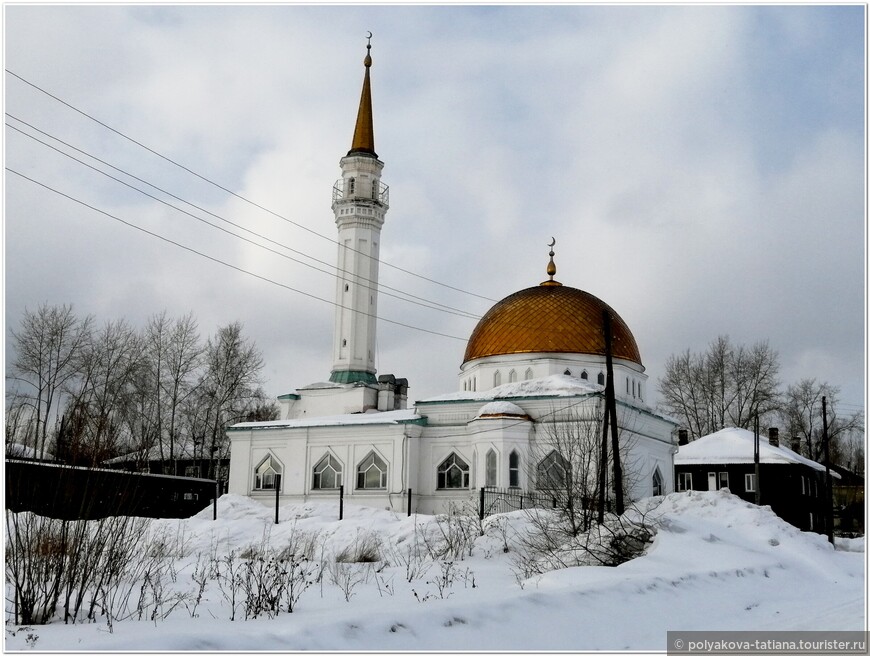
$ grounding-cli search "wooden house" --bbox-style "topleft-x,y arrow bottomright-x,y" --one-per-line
674,427 -> 839,534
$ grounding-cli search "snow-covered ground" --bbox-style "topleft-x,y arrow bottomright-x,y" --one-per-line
5,490 -> 865,652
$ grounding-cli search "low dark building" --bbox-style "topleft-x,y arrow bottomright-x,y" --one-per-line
103,442 -> 229,491
830,463 -> 864,535
674,427 -> 839,534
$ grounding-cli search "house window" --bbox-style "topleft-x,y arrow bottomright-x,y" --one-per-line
485,449 -> 497,487
677,472 -> 693,491
597,372 -> 605,386
718,472 -> 729,490
652,468 -> 663,496
254,455 -> 282,490
313,453 -> 343,490
494,371 -> 502,387
800,475 -> 807,495
185,465 -> 198,478
509,451 -> 520,487
357,452 -> 387,489
437,453 -> 470,489
537,451 -> 570,489
745,473 -> 756,493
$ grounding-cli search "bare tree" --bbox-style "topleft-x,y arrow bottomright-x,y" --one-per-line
779,378 -> 864,465
199,322 -> 264,478
7,304 -> 93,458
657,335 -> 780,440
62,319 -> 143,465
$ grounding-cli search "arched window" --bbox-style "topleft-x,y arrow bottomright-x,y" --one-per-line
254,454 -> 282,490
437,453 -> 470,489
472,377 -> 477,392
632,379 -> 636,397
509,450 -> 520,488
313,453 -> 343,489
564,369 -> 572,376
525,368 -> 534,381
493,370 -> 502,387
652,467 -> 664,496
626,378 -> 630,394
581,371 -> 588,381
357,451 -> 387,489
597,372 -> 605,386
508,370 -> 517,383
537,450 -> 570,489
485,449 -> 497,487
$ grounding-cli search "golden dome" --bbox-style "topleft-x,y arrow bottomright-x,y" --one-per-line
463,283 -> 643,366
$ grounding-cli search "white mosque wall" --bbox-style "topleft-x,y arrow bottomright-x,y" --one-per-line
458,353 -> 649,404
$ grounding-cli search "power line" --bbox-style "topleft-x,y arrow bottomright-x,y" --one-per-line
6,166 -> 468,343
6,117 -> 482,321
5,68 -> 498,303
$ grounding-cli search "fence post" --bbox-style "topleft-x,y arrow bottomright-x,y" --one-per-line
275,474 -> 281,525
339,484 -> 344,520
213,480 -> 218,521
479,487 -> 485,520
407,488 -> 412,517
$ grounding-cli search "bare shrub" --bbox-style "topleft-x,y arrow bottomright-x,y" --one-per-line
335,529 -> 382,564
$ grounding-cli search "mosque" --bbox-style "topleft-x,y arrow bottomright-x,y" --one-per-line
226,40 -> 679,514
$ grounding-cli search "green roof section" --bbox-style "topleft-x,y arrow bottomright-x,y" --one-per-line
329,370 -> 378,385
277,393 -> 301,400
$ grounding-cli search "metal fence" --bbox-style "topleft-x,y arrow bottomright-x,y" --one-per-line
478,486 -> 557,519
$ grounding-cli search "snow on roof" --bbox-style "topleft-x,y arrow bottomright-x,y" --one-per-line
103,441 -> 198,464
420,374 -> 601,404
230,408 -> 422,431
475,401 -> 529,419
675,427 -> 839,476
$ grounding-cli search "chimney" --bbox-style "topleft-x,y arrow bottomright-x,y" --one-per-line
768,427 -> 780,448
678,429 -> 689,446
790,434 -> 802,454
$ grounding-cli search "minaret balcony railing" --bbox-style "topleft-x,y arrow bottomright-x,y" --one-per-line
333,180 -> 390,208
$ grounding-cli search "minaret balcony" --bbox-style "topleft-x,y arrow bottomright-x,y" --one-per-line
333,179 -> 390,208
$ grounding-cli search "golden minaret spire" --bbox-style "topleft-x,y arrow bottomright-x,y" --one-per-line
349,32 -> 376,157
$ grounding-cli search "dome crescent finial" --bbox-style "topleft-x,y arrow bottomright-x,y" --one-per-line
544,237 -> 559,284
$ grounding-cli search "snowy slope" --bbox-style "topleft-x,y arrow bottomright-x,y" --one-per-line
5,490 -> 864,652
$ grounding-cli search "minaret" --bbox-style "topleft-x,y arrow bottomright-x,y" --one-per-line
329,35 -> 389,385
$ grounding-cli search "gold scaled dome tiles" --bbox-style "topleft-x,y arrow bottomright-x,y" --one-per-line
463,284 -> 643,366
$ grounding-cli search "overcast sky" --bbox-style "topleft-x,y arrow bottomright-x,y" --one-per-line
4,5 -> 865,414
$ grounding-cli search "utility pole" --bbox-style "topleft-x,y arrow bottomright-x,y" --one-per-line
822,396 -> 834,544
603,310 -> 624,515
754,415 -> 760,506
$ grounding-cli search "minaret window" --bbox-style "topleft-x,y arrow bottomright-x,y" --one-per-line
371,180 -> 378,200
348,178 -> 356,195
